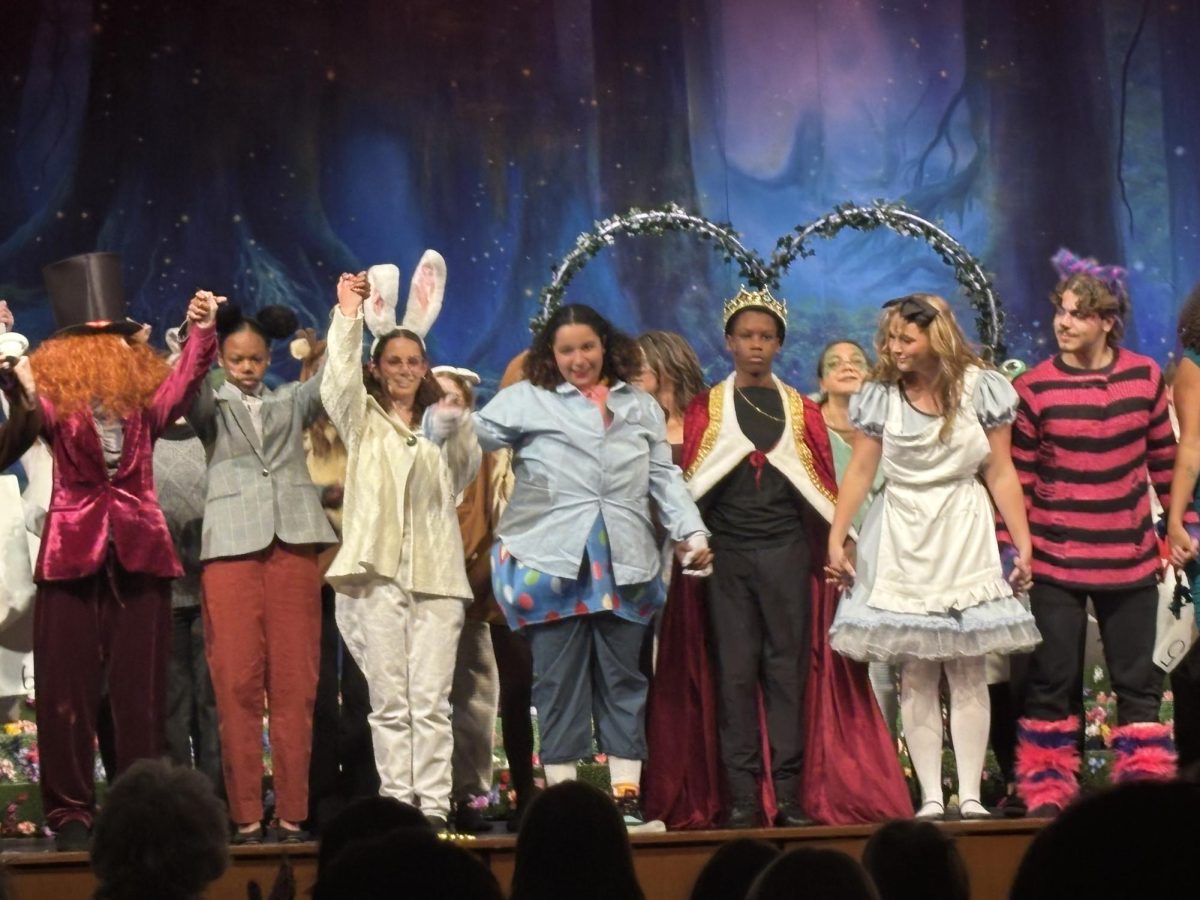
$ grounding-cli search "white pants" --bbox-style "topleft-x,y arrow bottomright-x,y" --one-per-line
450,619 -> 499,801
336,581 -> 465,818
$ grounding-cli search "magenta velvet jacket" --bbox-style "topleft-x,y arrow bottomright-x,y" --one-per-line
35,324 -> 217,582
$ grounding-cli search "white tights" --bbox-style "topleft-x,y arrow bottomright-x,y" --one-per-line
899,657 -> 990,808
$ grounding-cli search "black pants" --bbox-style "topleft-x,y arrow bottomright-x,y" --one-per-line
1171,639 -> 1200,771
166,605 -> 225,797
705,537 -> 811,800
1024,582 -> 1162,724
307,585 -> 378,830
491,620 -> 535,804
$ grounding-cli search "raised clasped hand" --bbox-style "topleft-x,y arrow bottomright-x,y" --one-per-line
336,272 -> 370,311
187,290 -> 225,326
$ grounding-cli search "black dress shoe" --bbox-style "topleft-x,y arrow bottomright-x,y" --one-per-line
726,804 -> 760,829
54,820 -> 91,852
774,803 -> 815,828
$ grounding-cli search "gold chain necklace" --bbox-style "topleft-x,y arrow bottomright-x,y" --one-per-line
736,387 -> 786,423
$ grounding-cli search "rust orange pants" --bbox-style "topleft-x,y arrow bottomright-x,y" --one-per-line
202,541 -> 321,825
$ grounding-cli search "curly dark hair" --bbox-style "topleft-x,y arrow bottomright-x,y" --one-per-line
524,304 -> 641,390
90,758 -> 228,900
1177,283 -> 1200,354
366,327 -> 444,423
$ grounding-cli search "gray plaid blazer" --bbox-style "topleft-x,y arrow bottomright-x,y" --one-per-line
189,372 -> 336,561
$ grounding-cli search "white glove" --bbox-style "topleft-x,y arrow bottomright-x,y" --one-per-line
680,532 -> 712,578
428,401 -> 465,442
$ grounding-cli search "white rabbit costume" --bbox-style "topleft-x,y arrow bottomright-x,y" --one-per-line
321,251 -> 481,822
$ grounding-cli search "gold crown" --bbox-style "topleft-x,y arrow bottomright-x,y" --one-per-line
722,286 -> 788,329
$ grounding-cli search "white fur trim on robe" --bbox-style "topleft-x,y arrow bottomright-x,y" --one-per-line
685,374 -> 855,540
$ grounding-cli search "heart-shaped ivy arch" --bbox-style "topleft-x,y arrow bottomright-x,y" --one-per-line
536,200 -> 1005,358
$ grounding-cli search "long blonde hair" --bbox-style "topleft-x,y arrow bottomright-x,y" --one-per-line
870,293 -> 985,442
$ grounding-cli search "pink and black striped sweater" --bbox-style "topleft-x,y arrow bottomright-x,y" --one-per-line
1004,348 -> 1183,592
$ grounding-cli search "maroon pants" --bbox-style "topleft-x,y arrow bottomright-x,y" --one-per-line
202,541 -> 321,825
34,552 -> 172,830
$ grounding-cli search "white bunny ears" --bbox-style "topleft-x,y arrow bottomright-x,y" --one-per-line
363,249 -> 447,345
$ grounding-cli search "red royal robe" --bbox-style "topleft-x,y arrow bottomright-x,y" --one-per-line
642,381 -> 911,828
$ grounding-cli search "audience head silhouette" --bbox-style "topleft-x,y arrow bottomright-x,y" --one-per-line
1011,780 -> 1200,899
510,780 -> 644,900
90,759 -> 228,900
313,827 -> 502,900
862,820 -> 969,900
690,838 -> 781,900
747,847 -> 879,900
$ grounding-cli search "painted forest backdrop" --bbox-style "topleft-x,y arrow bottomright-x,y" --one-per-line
1,0 -> 1198,390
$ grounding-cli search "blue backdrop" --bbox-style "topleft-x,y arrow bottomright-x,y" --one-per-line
1,0 -> 1197,392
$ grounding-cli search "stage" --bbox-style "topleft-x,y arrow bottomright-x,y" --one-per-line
2,818 -> 1041,899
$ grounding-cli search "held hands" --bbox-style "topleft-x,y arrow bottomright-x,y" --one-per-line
1167,520 -> 1199,568
675,533 -> 713,577
187,290 -> 225,328
1009,548 -> 1034,594
824,538 -> 856,589
336,272 -> 370,315
0,299 -> 13,333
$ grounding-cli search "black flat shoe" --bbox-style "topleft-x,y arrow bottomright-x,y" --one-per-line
230,825 -> 265,845
276,827 -> 310,844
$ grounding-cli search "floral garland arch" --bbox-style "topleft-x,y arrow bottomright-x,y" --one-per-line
537,199 -> 1004,357
770,201 -> 1005,357
533,204 -> 771,334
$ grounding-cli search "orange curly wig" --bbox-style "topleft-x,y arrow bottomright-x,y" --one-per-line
30,334 -> 172,417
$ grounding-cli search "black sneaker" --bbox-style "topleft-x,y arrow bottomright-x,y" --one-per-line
616,790 -> 666,834
425,813 -> 450,833
54,820 -> 91,852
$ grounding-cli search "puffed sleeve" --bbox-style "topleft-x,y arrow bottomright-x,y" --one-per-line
973,368 -> 1020,430
848,381 -> 889,437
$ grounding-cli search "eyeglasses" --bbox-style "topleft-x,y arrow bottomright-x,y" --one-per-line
821,355 -> 867,375
882,295 -> 938,327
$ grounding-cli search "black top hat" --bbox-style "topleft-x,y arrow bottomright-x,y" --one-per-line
42,252 -> 145,338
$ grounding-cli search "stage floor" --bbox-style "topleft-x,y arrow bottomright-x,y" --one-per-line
2,818 -> 1043,900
